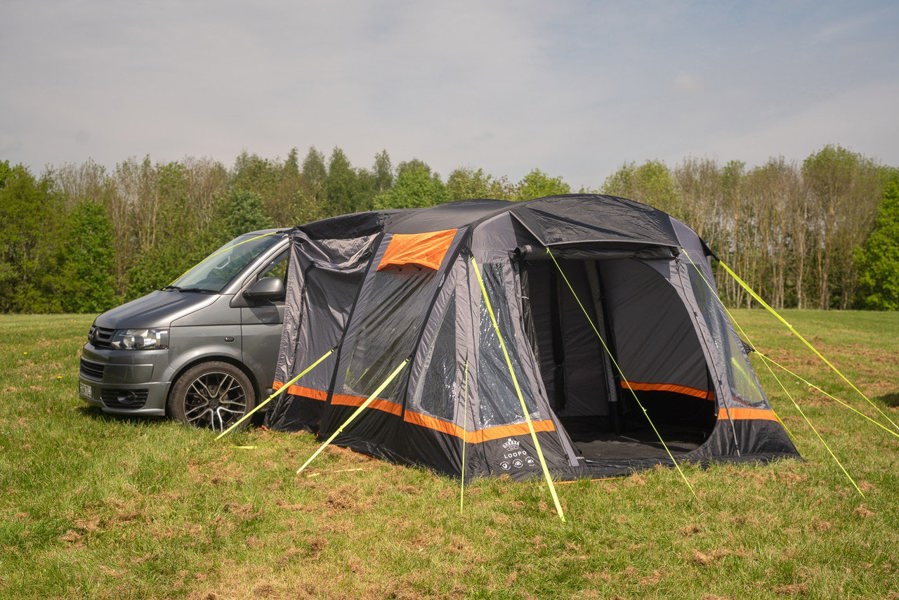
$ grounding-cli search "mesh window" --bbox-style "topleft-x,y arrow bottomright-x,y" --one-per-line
411,294 -> 459,421
477,262 -> 541,427
340,269 -> 437,401
688,267 -> 767,408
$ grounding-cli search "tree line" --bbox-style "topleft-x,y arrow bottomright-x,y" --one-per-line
1,144 -> 897,314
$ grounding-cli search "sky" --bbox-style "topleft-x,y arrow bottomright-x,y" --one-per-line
2,1 -> 898,190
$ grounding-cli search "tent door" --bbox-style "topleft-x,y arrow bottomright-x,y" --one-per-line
521,258 -> 618,432
582,259 -> 622,433
521,256 -> 714,462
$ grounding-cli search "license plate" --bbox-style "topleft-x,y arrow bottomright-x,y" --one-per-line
79,382 -> 94,400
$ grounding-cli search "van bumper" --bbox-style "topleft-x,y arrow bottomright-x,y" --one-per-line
78,344 -> 170,417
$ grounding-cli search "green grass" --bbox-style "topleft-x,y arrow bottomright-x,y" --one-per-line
0,311 -> 897,599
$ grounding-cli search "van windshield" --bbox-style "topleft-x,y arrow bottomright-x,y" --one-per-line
168,232 -> 283,293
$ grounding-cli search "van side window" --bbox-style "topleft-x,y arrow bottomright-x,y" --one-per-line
259,252 -> 288,284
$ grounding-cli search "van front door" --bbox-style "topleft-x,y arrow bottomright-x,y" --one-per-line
239,252 -> 288,395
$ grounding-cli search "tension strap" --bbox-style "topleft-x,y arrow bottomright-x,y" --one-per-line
216,347 -> 335,440
296,357 -> 410,475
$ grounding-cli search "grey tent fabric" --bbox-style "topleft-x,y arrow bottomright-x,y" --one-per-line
265,195 -> 799,480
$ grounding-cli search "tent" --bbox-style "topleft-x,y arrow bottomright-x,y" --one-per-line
264,194 -> 799,480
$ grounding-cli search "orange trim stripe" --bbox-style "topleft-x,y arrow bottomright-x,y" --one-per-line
621,380 -> 714,401
717,407 -> 779,421
403,410 -> 556,443
272,381 -> 557,444
274,383 -> 329,401
377,229 -> 457,271
330,393 -> 403,416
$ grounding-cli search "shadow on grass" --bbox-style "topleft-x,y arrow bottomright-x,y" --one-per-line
76,405 -> 265,431
77,405 -> 170,428
876,392 -> 899,408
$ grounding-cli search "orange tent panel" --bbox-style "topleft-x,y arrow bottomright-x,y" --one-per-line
377,229 -> 457,271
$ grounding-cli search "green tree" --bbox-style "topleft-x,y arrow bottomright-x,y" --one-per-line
802,145 -> 883,309
120,160 -> 221,299
372,150 -> 394,195
297,147 -> 328,222
0,162 -> 63,312
55,200 -> 118,313
855,181 -> 899,309
514,169 -> 570,200
325,148 -> 361,215
602,161 -> 680,216
222,189 -> 274,238
447,167 -> 513,200
373,160 -> 449,209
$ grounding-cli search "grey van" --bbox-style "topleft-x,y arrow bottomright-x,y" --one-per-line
78,229 -> 290,430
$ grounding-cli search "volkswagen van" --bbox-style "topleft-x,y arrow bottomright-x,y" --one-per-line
78,229 -> 290,430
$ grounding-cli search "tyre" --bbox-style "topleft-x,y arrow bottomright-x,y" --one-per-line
168,361 -> 256,431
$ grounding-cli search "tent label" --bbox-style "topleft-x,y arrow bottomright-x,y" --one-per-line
499,438 -> 537,471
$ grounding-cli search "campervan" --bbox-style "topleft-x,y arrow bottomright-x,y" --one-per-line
78,229 -> 290,430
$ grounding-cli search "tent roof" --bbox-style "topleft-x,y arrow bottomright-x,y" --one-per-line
297,194 -> 680,248
509,195 -> 679,248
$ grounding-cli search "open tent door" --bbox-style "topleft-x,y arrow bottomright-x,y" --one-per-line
520,255 -> 717,463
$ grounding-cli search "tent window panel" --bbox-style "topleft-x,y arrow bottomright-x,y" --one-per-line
411,295 -> 458,421
477,262 -> 541,428
687,267 -> 767,408
341,269 -> 437,401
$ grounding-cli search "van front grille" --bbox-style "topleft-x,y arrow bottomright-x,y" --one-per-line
80,359 -> 105,380
89,326 -> 116,348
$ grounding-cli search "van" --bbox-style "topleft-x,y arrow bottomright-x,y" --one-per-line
78,229 -> 290,430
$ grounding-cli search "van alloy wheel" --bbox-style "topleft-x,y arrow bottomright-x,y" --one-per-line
168,362 -> 256,431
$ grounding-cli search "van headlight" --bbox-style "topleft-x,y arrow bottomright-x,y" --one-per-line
110,328 -> 169,350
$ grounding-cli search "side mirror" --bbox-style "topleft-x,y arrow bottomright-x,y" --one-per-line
244,277 -> 285,302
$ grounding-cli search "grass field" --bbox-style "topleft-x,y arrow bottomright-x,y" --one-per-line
0,310 -> 897,599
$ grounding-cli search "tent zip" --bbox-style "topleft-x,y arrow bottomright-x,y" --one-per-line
545,247 -> 697,499
471,256 -> 566,522
216,347 -> 336,440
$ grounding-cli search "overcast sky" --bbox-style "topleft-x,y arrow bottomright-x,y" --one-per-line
2,1 -> 898,189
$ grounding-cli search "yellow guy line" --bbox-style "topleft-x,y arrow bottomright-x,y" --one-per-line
678,250 -> 792,434
546,248 -> 697,499
680,249 -> 865,497
471,257 -> 566,522
296,358 -> 410,474
758,353 -> 865,497
717,259 -> 899,434
216,347 -> 335,440
756,351 -> 899,440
